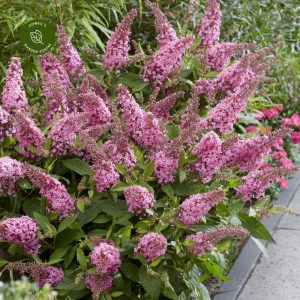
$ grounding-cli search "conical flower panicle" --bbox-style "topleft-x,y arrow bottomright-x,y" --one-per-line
237,165 -> 298,202
1,57 -> 29,113
0,157 -> 24,196
202,42 -> 256,71
150,91 -> 184,120
24,164 -> 75,219
0,216 -> 40,255
56,25 -> 86,80
192,131 -> 223,183
146,1 -> 178,47
80,91 -> 111,126
80,74 -> 110,106
178,190 -> 224,226
15,112 -> 46,159
0,106 -> 16,142
186,225 -> 248,256
103,9 -> 138,71
143,35 -> 195,85
6,262 -> 63,288
199,0 -> 222,48
48,113 -> 88,156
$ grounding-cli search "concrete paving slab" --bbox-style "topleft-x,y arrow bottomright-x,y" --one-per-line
237,229 -> 300,300
277,188 -> 300,230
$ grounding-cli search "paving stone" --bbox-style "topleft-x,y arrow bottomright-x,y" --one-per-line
237,229 -> 300,300
277,188 -> 300,230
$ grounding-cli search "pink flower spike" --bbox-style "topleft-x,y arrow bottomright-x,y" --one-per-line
2,57 -> 29,114
56,25 -> 86,80
143,35 -> 195,85
0,157 -> 24,196
103,9 -> 137,71
24,164 -> 75,219
199,0 -> 222,48
80,91 -> 111,126
0,106 -> 16,143
192,131 -> 222,183
0,216 -> 40,255
135,232 -> 167,261
178,190 -> 224,226
124,185 -> 155,215
90,242 -> 121,275
146,1 -> 178,47
15,112 -> 46,158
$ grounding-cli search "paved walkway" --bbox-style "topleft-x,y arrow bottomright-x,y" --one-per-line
237,185 -> 300,300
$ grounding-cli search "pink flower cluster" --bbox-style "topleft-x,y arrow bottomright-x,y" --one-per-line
48,113 -> 88,156
15,113 -> 45,158
150,91 -> 184,120
0,106 -> 15,142
85,274 -> 113,298
116,85 -> 165,148
93,159 -> 120,193
87,242 -> 121,296
257,104 -> 283,121
178,190 -> 224,226
1,57 -> 29,114
154,149 -> 179,183
187,226 -> 248,256
90,242 -> 121,275
192,131 -> 222,183
135,232 -> 167,261
237,166 -> 296,202
208,43 -> 256,71
0,157 -> 24,196
143,35 -> 194,84
80,91 -> 111,126
103,9 -> 137,71
104,140 -> 136,169
56,25 -> 86,80
281,113 -> 300,144
6,262 -> 64,288
147,1 -> 178,47
124,185 -> 155,215
24,164 -> 75,219
0,216 -> 40,255
39,53 -> 70,124
199,0 -> 222,48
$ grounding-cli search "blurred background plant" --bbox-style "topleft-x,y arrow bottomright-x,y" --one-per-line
1,0 -> 299,110
0,277 -> 57,300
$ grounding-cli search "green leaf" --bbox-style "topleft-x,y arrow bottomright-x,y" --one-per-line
111,291 -> 124,298
77,198 -> 85,212
162,184 -> 175,200
49,246 -> 70,262
16,178 -> 33,189
118,72 -> 148,92
139,265 -> 161,299
171,182 -> 206,196
203,259 -> 232,281
121,263 -> 140,283
239,213 -> 275,242
58,215 -> 77,233
251,237 -> 270,259
77,248 -> 88,269
143,160 -> 154,178
93,214 -> 111,224
179,170 -> 186,183
33,212 -> 57,238
62,158 -> 93,176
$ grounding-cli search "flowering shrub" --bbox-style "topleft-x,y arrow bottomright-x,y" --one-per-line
0,1 -> 297,299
